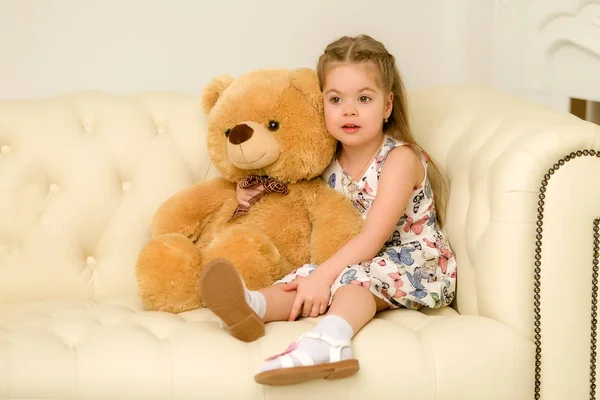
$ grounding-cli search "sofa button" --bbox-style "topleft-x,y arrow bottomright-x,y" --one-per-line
1,145 -> 10,155
86,256 -> 96,266
156,124 -> 166,135
82,123 -> 94,133
122,181 -> 131,192
49,184 -> 59,194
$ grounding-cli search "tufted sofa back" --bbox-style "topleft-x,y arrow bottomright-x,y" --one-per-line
0,91 -> 224,305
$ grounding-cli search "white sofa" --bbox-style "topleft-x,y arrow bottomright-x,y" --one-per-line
1,84 -> 599,400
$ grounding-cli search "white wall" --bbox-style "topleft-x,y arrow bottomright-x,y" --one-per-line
0,0 -> 494,100
492,0 -> 600,111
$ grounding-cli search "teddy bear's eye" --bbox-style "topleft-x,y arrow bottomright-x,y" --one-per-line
225,128 -> 231,137
268,120 -> 279,132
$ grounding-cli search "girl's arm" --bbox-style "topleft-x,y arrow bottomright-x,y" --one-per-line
310,145 -> 424,286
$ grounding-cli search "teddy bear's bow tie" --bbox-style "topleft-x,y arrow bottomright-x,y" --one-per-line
229,175 -> 288,221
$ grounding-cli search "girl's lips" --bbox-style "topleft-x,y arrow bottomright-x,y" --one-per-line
342,125 -> 360,133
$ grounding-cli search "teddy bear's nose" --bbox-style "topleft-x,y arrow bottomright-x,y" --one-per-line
229,123 -> 254,145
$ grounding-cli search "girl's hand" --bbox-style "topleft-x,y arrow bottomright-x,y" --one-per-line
236,181 -> 264,207
283,276 -> 331,321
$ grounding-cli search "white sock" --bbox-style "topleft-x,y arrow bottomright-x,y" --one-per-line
260,315 -> 354,372
245,289 -> 267,319
218,288 -> 266,328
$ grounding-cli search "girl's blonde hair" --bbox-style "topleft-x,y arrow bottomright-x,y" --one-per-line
316,34 -> 449,227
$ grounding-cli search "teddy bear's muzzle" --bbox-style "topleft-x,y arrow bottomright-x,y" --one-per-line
227,122 -> 281,169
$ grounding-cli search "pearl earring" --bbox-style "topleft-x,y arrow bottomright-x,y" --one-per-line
384,118 -> 388,123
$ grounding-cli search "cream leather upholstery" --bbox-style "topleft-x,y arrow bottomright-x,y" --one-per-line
1,85 -> 598,399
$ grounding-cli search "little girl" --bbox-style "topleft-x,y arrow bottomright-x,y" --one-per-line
199,34 -> 457,386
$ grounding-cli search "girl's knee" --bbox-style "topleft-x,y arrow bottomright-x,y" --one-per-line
329,284 -> 378,322
334,284 -> 388,312
334,283 -> 374,300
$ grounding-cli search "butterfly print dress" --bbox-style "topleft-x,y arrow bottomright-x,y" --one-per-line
275,136 -> 457,309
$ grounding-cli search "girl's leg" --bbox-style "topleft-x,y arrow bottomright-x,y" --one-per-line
255,264 -> 392,385
327,284 -> 388,333
245,274 -> 387,326
258,264 -> 389,325
258,284 -> 379,375
258,263 -> 322,322
259,283 -> 297,322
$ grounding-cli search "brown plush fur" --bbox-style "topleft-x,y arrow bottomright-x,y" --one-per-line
136,68 -> 364,313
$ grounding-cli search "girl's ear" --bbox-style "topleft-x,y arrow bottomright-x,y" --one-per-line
385,92 -> 394,119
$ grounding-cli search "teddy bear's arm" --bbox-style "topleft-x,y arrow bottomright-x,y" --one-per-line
307,184 -> 364,265
150,177 -> 234,240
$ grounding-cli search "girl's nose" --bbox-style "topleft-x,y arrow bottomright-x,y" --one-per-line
343,106 -> 357,117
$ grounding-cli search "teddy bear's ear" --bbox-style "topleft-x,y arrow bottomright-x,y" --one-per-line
290,68 -> 324,115
201,75 -> 235,115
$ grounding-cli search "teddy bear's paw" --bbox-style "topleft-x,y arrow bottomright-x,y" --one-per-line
203,227 -> 289,290
136,233 -> 203,313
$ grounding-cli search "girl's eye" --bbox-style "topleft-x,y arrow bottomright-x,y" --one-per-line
359,96 -> 371,103
329,96 -> 341,104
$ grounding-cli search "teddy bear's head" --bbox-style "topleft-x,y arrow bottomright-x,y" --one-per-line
201,68 -> 337,183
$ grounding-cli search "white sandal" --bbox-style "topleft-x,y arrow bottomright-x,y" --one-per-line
254,332 -> 359,386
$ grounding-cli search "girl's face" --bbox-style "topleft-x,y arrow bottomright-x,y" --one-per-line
322,61 -> 393,150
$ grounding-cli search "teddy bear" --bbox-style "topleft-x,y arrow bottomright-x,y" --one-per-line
135,68 -> 364,314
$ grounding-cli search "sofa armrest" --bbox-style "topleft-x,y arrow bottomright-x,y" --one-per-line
409,84 -> 600,398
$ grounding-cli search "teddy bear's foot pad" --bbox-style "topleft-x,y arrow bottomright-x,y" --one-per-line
199,258 -> 265,342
